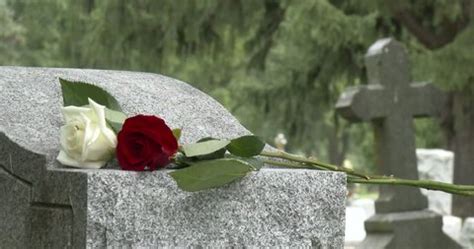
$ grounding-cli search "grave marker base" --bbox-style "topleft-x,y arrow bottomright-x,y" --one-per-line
358,210 -> 461,249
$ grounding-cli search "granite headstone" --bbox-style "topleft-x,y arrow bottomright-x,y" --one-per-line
336,38 -> 460,249
0,67 -> 346,248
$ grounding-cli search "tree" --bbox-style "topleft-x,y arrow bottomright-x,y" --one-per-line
234,1 -> 378,165
0,0 -> 24,65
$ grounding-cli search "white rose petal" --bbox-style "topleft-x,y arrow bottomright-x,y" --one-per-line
88,98 -> 117,147
57,99 -> 118,169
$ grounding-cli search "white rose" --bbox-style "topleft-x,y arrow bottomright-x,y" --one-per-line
57,98 -> 117,169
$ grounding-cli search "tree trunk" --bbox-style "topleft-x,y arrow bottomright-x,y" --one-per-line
328,114 -> 348,166
449,89 -> 474,218
84,0 -> 95,13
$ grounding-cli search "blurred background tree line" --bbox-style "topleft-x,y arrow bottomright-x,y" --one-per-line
1,0 -> 473,173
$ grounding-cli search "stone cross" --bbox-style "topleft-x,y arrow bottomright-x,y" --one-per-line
0,67 -> 346,248
336,38 -> 461,249
336,38 -> 444,213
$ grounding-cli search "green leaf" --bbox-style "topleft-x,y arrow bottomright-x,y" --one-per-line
193,137 -> 226,160
59,78 -> 122,111
172,128 -> 182,141
197,137 -> 215,143
227,135 -> 265,157
181,139 -> 230,157
169,158 -> 253,192
226,155 -> 265,170
104,108 -> 127,134
171,152 -> 196,169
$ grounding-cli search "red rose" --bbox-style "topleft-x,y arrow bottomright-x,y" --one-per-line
117,115 -> 178,171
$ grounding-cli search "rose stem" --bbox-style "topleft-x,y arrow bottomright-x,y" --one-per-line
260,150 -> 474,197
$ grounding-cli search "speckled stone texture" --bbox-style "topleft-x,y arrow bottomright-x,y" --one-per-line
1,67 -> 346,248
87,169 -> 346,248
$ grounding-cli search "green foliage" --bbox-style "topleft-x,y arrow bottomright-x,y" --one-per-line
227,136 -> 265,157
0,0 -> 24,64
104,109 -> 127,134
172,128 -> 182,141
227,155 -> 265,170
414,118 -> 444,149
193,137 -> 228,160
230,1 -> 379,158
181,139 -> 230,158
169,158 -> 254,192
412,26 -> 474,91
59,78 -> 122,111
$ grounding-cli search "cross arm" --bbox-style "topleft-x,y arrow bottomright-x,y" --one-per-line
336,84 -> 388,122
409,82 -> 446,117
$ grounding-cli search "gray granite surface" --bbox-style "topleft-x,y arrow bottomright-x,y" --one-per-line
87,169 -> 346,248
0,67 -> 346,248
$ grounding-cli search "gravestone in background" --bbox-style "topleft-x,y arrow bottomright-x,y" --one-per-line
0,67 -> 346,248
336,38 -> 461,249
460,218 -> 474,248
416,149 -> 465,244
416,149 -> 454,215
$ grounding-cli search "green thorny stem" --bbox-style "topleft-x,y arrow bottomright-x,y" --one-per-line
259,150 -> 474,197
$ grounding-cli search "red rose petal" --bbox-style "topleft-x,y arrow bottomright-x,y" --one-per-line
116,115 -> 178,171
